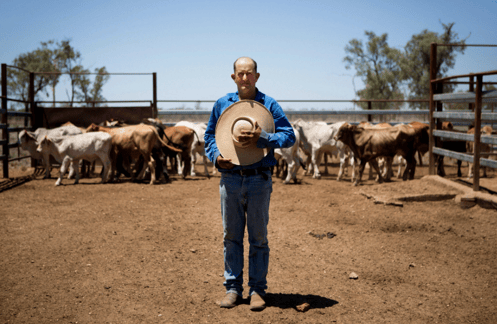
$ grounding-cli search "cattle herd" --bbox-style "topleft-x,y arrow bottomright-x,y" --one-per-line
17,117 -> 494,187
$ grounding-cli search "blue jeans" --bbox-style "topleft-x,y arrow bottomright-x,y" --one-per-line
219,171 -> 272,297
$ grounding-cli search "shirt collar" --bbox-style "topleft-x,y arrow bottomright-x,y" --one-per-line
228,88 -> 264,104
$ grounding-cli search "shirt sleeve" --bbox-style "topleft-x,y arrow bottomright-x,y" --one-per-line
256,99 -> 296,149
204,100 -> 222,165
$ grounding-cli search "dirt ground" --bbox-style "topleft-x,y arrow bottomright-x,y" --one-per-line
1,161 -> 497,324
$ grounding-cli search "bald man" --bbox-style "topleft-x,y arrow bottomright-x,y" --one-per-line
204,57 -> 296,311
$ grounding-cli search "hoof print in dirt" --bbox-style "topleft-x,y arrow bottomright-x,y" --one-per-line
308,231 -> 336,239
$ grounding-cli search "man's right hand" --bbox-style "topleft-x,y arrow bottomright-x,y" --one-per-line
217,156 -> 235,170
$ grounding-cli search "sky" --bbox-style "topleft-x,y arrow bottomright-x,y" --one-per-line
1,0 -> 496,111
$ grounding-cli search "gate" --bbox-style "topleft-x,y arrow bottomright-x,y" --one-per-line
427,43 -> 497,191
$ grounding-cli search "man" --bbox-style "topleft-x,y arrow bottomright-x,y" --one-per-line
204,57 -> 296,311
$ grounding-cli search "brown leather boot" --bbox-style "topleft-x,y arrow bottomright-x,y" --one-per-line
219,292 -> 241,308
249,293 -> 266,311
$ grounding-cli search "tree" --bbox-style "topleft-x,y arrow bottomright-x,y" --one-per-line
400,22 -> 468,109
74,67 -> 110,107
343,31 -> 404,109
7,39 -> 109,108
7,40 -> 60,110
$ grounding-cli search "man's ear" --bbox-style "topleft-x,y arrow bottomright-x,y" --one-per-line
231,73 -> 236,81
255,73 -> 260,82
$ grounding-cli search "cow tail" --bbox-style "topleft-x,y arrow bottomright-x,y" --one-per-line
148,125 -> 182,153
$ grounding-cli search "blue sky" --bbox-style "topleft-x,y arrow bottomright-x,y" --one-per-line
1,0 -> 496,110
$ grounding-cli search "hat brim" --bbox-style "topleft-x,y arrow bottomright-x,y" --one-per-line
215,100 -> 275,166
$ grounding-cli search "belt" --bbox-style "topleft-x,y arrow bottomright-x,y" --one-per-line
228,167 -> 271,180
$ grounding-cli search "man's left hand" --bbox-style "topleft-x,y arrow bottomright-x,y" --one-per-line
238,121 -> 262,148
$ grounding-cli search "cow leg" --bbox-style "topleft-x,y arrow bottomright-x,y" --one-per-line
382,157 -> 393,182
56,156 -> 71,186
67,161 -> 76,180
201,156 -> 210,179
417,150 -> 423,166
397,156 -> 405,179
337,149 -> 347,181
176,154 -> 183,175
323,154 -> 329,175
71,159 -> 80,184
312,149 -> 322,179
355,160 -> 368,186
368,162 -> 375,180
181,151 -> 193,179
350,154 -> 356,183
293,155 -> 301,184
42,153 -> 51,179
369,159 -> 384,184
457,160 -> 462,178
190,151 -> 197,177
437,156 -> 446,177
284,159 -> 294,184
148,157 -> 157,185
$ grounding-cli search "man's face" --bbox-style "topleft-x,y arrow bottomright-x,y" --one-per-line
231,59 -> 260,97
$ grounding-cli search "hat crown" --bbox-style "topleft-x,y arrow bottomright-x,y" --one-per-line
231,117 -> 256,146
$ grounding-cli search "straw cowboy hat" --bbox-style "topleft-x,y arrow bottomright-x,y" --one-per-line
215,100 -> 275,166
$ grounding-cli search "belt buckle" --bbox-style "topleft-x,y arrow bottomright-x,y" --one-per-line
240,169 -> 249,176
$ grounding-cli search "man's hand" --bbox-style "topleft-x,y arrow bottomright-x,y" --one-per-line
237,121 -> 262,148
216,155 -> 235,170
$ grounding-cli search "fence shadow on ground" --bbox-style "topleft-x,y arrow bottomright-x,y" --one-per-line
0,172 -> 39,193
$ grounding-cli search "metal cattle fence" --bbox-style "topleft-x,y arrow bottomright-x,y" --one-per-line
428,43 -> 497,192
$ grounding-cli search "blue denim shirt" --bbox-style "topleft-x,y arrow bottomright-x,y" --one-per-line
204,89 -> 296,171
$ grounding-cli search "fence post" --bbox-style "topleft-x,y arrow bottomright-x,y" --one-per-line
1,64 -> 8,178
428,43 -> 437,175
153,72 -> 157,119
473,75 -> 483,191
29,72 -> 36,168
367,101 -> 372,122
468,75 -> 474,114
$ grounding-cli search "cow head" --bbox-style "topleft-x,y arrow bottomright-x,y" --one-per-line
18,130 -> 37,148
36,136 -> 51,153
334,123 -> 352,143
86,123 -> 100,133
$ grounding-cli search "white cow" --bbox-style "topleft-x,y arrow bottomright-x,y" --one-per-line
293,119 -> 355,181
36,132 -> 113,186
174,121 -> 213,178
274,126 -> 302,184
19,125 -> 83,178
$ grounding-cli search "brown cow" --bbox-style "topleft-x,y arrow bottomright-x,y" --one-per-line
142,119 -> 196,179
85,123 -> 181,184
436,121 -> 466,177
357,122 -> 394,180
335,123 -> 429,186
467,125 -> 493,179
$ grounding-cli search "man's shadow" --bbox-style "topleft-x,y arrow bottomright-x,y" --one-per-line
264,293 -> 338,310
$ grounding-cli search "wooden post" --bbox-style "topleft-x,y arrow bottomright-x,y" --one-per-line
428,43 -> 437,175
468,75 -> 474,113
153,72 -> 157,119
29,72 -> 36,167
473,75 -> 483,191
1,64 -> 8,178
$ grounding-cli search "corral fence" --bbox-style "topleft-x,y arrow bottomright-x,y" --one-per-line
2,46 -> 497,190
427,43 -> 497,191
0,64 -> 158,178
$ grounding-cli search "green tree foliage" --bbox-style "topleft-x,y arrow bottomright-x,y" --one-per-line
7,39 -> 109,109
400,22 -> 467,109
6,40 -> 60,110
73,67 -> 109,107
343,31 -> 404,110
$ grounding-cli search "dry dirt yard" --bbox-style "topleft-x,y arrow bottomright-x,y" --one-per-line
1,162 -> 496,324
